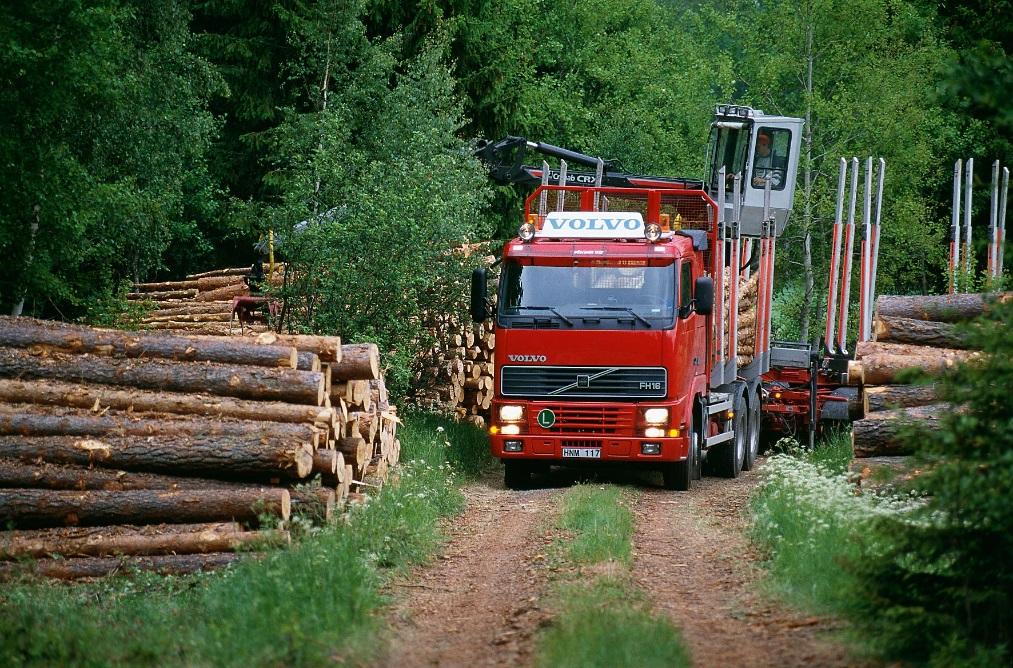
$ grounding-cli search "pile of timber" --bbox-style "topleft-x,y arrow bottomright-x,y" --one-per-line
0,317 -> 397,579
413,313 -> 495,429
721,268 -> 760,366
127,265 -> 284,335
848,292 -> 1008,458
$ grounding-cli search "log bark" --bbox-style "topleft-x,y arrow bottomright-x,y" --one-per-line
149,302 -> 234,317
875,292 -> 1010,323
0,348 -> 324,405
0,407 -> 320,452
289,488 -> 335,523
859,352 -> 977,385
0,488 -> 291,528
0,434 -> 313,479
0,524 -> 287,559
855,340 -> 977,361
127,289 -> 197,301
195,283 -> 248,302
196,275 -> 244,292
873,316 -> 970,349
336,437 -> 368,472
333,343 -> 379,380
296,351 -> 321,372
851,403 -> 951,457
0,317 -> 298,368
254,333 -> 342,363
865,384 -> 939,412
0,459 -> 253,491
0,379 -> 334,425
0,552 -> 243,580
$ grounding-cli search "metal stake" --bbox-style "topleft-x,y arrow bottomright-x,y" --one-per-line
990,160 -> 999,278
837,157 -> 859,353
859,156 -> 873,341
950,160 -> 961,293
825,158 -> 847,352
870,158 -> 885,327
556,159 -> 568,212
1000,167 -> 1009,277
964,158 -> 973,284
538,160 -> 550,218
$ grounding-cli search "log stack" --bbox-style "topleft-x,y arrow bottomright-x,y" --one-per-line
0,317 -> 397,579
127,265 -> 284,335
848,292 -> 1007,458
413,313 -> 495,429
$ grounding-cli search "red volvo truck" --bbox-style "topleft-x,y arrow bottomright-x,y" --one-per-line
472,105 -> 844,490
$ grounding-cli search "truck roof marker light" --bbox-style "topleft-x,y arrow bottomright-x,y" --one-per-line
659,213 -> 671,231
519,222 -> 536,241
645,223 -> 662,243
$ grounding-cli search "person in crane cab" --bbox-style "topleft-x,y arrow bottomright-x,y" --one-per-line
751,130 -> 787,189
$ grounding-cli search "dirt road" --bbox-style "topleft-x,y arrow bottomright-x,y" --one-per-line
379,479 -> 558,667
379,465 -> 858,667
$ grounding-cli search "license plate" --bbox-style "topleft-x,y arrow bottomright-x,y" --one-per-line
562,447 -> 601,459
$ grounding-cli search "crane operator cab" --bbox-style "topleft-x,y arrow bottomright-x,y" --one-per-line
705,104 -> 803,237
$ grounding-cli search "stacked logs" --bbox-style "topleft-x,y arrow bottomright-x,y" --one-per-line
414,314 -> 495,428
0,317 -> 396,579
127,265 -> 283,335
721,268 -> 760,367
848,292 -> 1008,458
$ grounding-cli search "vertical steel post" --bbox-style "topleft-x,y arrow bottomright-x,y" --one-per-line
964,158 -> 973,285
729,174 -> 742,372
825,158 -> 847,350
555,160 -> 568,212
593,158 -> 604,212
950,160 -> 961,293
538,160 -> 550,218
870,158 -> 886,326
837,157 -> 859,353
990,160 -> 1000,278
1000,167 -> 1009,277
859,156 -> 873,341
715,166 -> 727,386
763,181 -> 774,368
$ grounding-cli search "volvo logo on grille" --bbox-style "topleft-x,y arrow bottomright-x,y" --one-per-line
508,354 -> 547,363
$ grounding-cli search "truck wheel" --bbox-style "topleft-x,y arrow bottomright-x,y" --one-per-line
713,389 -> 746,478
503,460 -> 532,490
662,419 -> 698,491
742,392 -> 761,471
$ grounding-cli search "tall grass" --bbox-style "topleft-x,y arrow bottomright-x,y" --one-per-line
0,413 -> 478,667
535,485 -> 690,668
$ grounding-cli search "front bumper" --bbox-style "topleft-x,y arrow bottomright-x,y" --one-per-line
490,433 -> 689,462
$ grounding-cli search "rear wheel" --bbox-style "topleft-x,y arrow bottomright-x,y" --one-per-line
662,418 -> 699,491
742,391 -> 761,471
713,389 -> 746,478
503,460 -> 532,490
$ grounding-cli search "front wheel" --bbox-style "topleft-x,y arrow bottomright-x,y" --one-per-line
662,419 -> 700,491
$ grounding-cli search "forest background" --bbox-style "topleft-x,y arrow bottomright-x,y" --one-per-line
1,0 -> 1009,389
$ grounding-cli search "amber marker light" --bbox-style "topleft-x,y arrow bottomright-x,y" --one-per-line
489,425 -> 500,435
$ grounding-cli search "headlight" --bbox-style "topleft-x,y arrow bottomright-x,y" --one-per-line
518,222 -> 536,241
501,424 -> 522,435
645,223 -> 662,242
643,408 -> 669,425
499,405 -> 524,422
644,427 -> 666,438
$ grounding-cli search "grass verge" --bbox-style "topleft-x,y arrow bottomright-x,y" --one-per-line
535,484 -> 690,668
0,413 -> 485,667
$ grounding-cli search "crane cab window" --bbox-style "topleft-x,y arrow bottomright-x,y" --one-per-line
707,123 -> 749,189
751,127 -> 791,191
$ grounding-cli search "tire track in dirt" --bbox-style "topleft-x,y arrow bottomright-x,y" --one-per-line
632,465 -> 865,668
378,477 -> 558,668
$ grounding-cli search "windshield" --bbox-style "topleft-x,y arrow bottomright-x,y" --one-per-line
498,262 -> 676,329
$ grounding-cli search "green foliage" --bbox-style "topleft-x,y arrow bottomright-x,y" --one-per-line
559,485 -> 634,566
536,578 -> 691,668
846,297 -> 1013,665
0,414 -> 469,666
0,1 -> 223,317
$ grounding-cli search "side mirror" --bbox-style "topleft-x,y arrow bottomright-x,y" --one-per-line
694,276 -> 714,316
470,267 -> 488,321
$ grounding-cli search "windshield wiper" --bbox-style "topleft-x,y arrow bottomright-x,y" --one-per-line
579,306 -> 653,328
510,305 -> 574,326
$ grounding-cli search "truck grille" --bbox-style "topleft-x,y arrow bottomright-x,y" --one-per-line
533,405 -> 633,435
501,366 -> 667,399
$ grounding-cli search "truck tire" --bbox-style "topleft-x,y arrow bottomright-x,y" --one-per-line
503,460 -> 532,490
713,389 -> 746,478
662,417 -> 699,491
742,391 -> 761,471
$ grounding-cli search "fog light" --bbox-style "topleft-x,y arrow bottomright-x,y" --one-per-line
644,427 -> 665,438
501,424 -> 521,435
504,440 -> 523,452
518,222 -> 536,241
499,404 -> 524,422
641,442 -> 661,455
643,408 -> 669,425
645,223 -> 662,242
